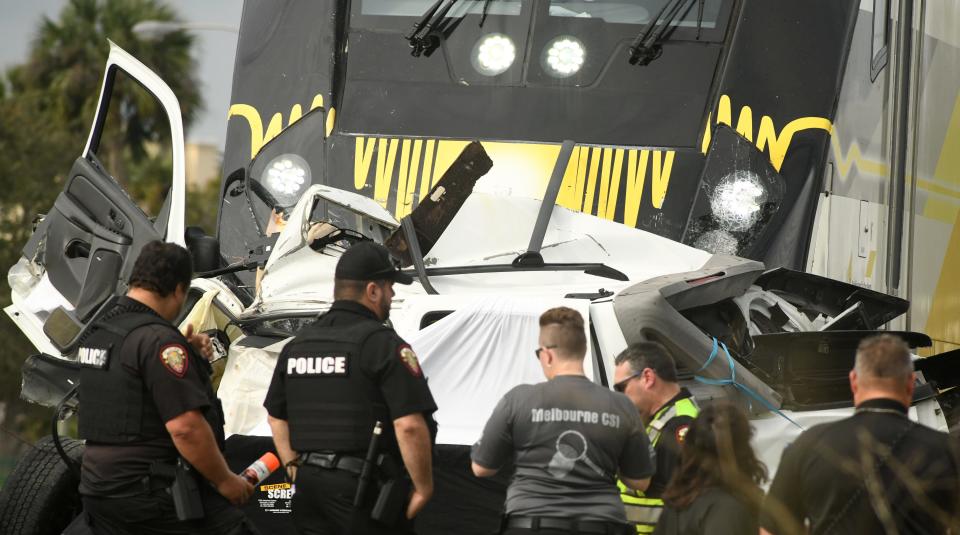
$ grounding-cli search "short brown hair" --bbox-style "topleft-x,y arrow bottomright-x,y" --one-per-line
855,334 -> 913,382
539,307 -> 587,359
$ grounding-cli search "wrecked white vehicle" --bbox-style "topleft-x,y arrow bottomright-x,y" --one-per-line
2,43 -> 959,535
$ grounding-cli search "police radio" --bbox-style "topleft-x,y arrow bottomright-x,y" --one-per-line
371,475 -> 412,525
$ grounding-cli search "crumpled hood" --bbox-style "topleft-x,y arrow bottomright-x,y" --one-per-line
254,190 -> 710,313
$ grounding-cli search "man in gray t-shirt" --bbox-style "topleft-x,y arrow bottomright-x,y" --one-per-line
472,307 -> 654,534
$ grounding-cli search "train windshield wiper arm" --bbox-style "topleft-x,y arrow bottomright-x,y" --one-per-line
694,0 -> 705,39
405,0 -> 460,56
628,0 -> 698,65
480,0 -> 497,27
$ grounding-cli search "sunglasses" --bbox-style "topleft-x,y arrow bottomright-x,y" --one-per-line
613,371 -> 644,393
534,345 -> 557,359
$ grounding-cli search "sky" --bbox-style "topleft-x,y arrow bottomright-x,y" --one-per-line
0,0 -> 243,148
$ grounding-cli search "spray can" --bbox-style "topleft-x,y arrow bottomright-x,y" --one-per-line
241,452 -> 281,485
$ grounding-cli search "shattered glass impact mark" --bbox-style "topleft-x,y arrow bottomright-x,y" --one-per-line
709,170 -> 767,232
693,229 -> 739,255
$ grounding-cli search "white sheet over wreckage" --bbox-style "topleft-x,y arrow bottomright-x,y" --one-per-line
220,337 -> 292,437
407,296 -> 594,446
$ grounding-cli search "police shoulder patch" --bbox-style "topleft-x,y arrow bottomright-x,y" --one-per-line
675,424 -> 690,444
159,344 -> 189,377
398,344 -> 422,377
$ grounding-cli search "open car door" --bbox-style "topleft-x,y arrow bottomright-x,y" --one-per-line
5,42 -> 185,358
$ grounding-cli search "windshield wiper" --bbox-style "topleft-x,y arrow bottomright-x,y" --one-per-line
695,0 -> 705,39
405,0 -> 460,57
627,0 -> 699,66
479,0 -> 496,27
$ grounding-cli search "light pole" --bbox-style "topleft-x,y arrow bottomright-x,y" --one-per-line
132,20 -> 238,40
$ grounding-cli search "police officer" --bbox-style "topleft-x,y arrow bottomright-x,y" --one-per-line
264,241 -> 437,535
77,241 -> 256,534
472,307 -> 653,535
612,342 -> 700,534
760,334 -> 960,534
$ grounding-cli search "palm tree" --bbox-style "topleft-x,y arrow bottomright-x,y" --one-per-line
19,0 -> 201,130
12,0 -> 203,213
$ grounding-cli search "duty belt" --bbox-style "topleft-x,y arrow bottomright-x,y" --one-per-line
505,516 -> 630,534
300,452 -> 366,476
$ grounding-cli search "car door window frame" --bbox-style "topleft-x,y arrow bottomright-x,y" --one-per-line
83,42 -> 187,245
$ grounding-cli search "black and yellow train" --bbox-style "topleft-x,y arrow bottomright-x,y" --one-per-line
217,0 -> 859,291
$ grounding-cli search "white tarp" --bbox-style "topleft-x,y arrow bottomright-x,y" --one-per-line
220,337 -> 291,437
409,296 -> 593,446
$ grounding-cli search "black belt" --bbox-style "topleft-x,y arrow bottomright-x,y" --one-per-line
300,452 -> 367,476
505,516 -> 629,534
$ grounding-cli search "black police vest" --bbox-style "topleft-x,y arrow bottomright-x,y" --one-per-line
76,312 -> 225,448
283,319 -> 392,453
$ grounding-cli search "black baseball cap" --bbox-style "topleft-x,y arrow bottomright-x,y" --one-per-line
335,241 -> 413,285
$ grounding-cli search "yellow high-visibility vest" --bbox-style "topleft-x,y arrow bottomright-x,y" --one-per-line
619,396 -> 700,533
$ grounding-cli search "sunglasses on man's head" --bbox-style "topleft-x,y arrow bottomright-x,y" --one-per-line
613,371 -> 643,393
534,345 -> 557,359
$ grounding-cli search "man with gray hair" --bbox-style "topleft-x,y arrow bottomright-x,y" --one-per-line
760,334 -> 960,534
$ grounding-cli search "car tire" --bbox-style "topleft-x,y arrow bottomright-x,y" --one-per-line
0,435 -> 84,535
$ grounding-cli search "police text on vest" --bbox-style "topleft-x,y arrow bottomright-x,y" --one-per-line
287,355 -> 347,376
78,347 -> 109,368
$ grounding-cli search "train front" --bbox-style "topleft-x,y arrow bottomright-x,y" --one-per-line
218,0 -> 859,290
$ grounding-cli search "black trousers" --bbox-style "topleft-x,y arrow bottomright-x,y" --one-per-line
293,464 -> 416,535
502,529 -> 576,535
500,518 -> 633,535
81,483 -> 258,535
502,527 -> 634,535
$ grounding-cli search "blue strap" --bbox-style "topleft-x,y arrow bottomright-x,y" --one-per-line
694,338 -> 804,430
696,338 -> 720,373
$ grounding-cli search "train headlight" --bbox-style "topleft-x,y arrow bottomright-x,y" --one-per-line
263,154 -> 310,205
472,34 -> 516,76
543,36 -> 585,78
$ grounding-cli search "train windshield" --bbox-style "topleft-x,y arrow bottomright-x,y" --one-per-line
343,0 -> 732,146
358,0 -> 724,29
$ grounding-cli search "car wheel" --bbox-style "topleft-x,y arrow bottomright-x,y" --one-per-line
0,435 -> 84,535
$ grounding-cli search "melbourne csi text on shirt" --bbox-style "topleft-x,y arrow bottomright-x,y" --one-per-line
531,408 -> 622,428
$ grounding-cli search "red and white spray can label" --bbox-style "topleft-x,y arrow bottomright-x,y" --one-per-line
241,452 -> 281,485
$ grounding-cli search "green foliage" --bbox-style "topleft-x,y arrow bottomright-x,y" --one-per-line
13,0 -> 201,132
187,178 -> 224,237
0,92 -> 79,451
0,0 -> 205,461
